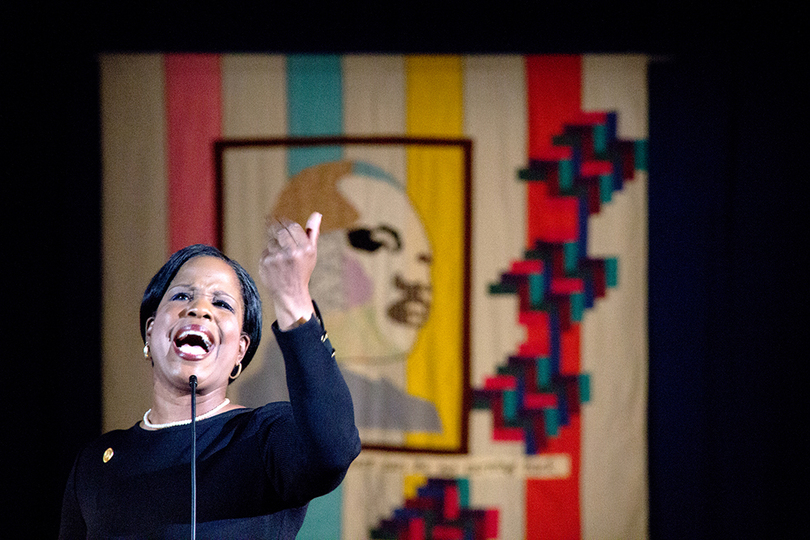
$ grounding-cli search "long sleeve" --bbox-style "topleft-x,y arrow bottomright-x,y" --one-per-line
266,311 -> 361,504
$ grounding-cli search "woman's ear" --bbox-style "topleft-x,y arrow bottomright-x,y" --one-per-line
238,333 -> 250,363
145,318 -> 155,342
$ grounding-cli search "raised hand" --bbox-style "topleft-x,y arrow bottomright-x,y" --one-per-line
259,212 -> 322,330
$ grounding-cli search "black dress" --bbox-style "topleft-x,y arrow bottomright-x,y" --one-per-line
59,316 -> 361,539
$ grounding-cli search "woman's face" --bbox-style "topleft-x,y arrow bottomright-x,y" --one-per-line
145,256 -> 249,393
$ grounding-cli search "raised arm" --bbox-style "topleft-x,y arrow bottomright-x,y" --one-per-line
258,212 -> 360,504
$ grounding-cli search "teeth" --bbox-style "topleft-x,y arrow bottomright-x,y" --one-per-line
176,329 -> 212,350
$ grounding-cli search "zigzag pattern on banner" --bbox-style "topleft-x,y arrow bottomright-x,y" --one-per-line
472,111 -> 647,455
370,478 -> 498,540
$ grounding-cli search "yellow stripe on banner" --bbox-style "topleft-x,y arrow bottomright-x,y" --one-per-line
406,56 -> 464,137
405,56 -> 465,450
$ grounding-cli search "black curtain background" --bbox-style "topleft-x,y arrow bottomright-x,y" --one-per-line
6,2 -> 805,538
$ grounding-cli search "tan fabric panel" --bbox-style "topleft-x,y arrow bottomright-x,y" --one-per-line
581,54 -> 650,540
100,54 -> 168,432
463,54 -> 529,540
463,55 -> 528,387
219,55 -> 290,409
222,54 -> 288,138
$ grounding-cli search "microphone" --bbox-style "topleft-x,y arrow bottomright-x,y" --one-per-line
189,375 -> 198,540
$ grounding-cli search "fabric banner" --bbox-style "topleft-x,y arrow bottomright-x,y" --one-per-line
100,53 -> 648,539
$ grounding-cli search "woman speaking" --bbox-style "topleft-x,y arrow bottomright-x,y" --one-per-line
59,212 -> 361,538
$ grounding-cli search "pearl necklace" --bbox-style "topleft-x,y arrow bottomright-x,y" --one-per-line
142,398 -> 231,430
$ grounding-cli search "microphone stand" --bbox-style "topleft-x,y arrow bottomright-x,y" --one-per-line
189,375 -> 198,540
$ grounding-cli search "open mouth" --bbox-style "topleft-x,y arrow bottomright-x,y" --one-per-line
173,325 -> 214,360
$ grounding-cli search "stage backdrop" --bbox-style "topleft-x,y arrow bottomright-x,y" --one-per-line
100,54 -> 648,539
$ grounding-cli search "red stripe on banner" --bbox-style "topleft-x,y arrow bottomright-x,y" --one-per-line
569,111 -> 607,125
484,509 -> 499,538
408,516 -> 425,540
534,195 -> 579,243
531,146 -> 573,161
526,55 -> 581,150
580,160 -> 613,176
524,54 -> 582,540
484,375 -> 518,391
551,277 -> 584,295
493,427 -> 525,441
165,54 -> 222,252
510,259 -> 544,274
519,309 -> 550,359
526,418 -> 581,538
443,484 -> 460,521
524,392 -> 558,409
432,525 -> 463,540
519,310 -> 550,326
520,327 -> 550,357
525,55 -> 581,250
526,325 -> 582,538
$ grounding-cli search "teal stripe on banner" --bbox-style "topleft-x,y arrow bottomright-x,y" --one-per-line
537,357 -> 551,390
296,485 -> 344,540
503,390 -> 518,421
544,408 -> 560,436
599,174 -> 613,203
286,55 -> 343,177
593,122 -> 608,155
605,257 -> 619,288
457,478 -> 470,508
288,54 -> 346,540
563,241 -> 578,274
635,139 -> 648,171
529,273 -> 544,308
579,373 -> 591,403
571,292 -> 584,322
558,159 -> 574,192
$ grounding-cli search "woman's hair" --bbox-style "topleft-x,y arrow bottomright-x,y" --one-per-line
139,245 -> 262,377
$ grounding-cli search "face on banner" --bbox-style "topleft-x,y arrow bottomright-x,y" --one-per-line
277,161 -> 432,372
222,139 -> 470,453
270,159 -> 442,444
